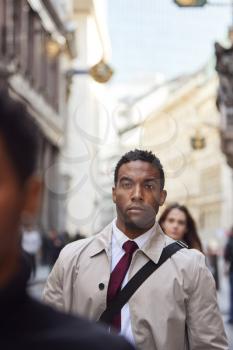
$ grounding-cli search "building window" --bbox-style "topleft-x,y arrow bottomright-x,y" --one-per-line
0,0 -> 7,58
45,38 -> 60,112
13,0 -> 23,64
33,17 -> 43,91
5,0 -> 14,60
19,0 -> 29,75
27,8 -> 35,82
0,0 -> 62,115
40,30 -> 48,93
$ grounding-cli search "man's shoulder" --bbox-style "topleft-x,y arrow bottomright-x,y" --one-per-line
172,245 -> 210,286
174,244 -> 205,266
164,236 -> 206,271
167,246 -> 211,293
164,235 -> 205,266
59,224 -> 111,263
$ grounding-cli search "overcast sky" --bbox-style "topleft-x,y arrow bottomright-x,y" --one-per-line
108,0 -> 231,84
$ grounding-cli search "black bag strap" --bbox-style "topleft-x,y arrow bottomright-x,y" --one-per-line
99,241 -> 187,325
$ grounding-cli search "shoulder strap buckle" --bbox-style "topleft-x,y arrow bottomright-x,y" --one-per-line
177,240 -> 188,249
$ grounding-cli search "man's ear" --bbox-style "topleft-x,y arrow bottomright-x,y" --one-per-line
112,186 -> 116,204
159,190 -> 167,206
22,176 -> 43,219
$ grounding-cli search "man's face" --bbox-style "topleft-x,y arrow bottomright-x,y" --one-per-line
0,136 -> 41,273
112,160 -> 167,237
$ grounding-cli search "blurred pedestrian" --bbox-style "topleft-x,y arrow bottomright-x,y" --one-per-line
21,224 -> 41,278
60,230 -> 70,245
159,204 -> 222,289
206,240 -> 220,290
46,228 -> 64,268
41,233 -> 50,266
224,227 -> 233,324
158,203 -> 203,251
0,91 -> 134,350
42,230 -> 71,268
43,149 -> 228,350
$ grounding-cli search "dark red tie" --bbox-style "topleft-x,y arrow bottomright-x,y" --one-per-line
107,240 -> 138,332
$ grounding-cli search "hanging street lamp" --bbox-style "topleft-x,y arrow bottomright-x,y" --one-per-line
174,0 -> 207,7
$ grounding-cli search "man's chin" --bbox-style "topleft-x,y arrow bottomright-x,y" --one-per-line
126,217 -> 155,232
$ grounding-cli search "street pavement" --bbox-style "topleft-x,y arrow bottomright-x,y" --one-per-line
29,263 -> 233,349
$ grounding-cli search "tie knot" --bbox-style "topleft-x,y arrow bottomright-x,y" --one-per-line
123,240 -> 138,255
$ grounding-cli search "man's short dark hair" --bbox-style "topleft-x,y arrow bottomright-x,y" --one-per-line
0,90 -> 40,183
114,149 -> 165,189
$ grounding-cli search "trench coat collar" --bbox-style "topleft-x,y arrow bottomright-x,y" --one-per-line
89,221 -> 168,264
89,222 -> 113,258
139,222 -> 168,264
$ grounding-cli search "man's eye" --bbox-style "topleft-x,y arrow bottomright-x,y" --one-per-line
122,182 -> 132,188
145,184 -> 154,189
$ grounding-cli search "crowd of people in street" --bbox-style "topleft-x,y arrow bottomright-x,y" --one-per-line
0,89 -> 231,349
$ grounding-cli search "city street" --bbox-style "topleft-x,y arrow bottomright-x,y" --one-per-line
2,1 -> 233,349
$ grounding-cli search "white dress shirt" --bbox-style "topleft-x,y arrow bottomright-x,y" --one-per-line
111,219 -> 156,344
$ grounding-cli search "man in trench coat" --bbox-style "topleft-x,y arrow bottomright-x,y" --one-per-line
44,149 -> 228,350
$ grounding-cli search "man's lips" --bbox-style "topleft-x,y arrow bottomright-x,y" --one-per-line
127,206 -> 144,212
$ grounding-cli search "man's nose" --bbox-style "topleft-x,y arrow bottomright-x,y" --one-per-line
131,184 -> 143,201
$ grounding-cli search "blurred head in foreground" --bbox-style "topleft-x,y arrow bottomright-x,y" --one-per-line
0,90 -> 41,287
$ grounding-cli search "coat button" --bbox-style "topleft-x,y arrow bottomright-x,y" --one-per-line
99,283 -> 105,290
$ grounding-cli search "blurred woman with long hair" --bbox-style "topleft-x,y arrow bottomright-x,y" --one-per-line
159,203 -> 203,252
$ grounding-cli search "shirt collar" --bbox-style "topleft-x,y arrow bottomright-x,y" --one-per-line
89,220 -> 174,264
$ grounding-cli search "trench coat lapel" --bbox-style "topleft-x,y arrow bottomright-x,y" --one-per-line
89,223 -> 112,258
139,223 -> 168,264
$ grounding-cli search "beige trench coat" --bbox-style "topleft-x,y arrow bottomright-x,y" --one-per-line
43,223 -> 228,350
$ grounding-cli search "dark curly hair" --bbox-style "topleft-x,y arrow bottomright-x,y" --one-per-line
114,149 -> 165,189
